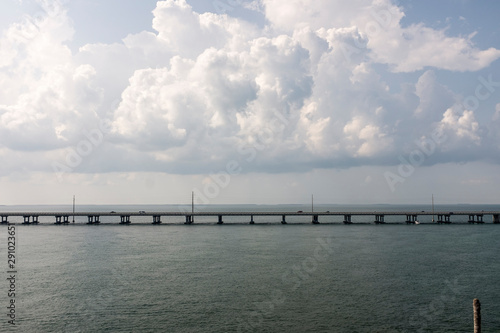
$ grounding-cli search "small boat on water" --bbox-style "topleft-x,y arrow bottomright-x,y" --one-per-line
415,221 -> 420,225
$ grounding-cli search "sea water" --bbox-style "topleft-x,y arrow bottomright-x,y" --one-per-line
0,205 -> 499,332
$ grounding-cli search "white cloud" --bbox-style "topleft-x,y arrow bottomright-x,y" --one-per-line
437,106 -> 481,149
0,2 -> 104,151
152,0 -> 258,59
414,70 -> 455,120
261,0 -> 500,72
0,0 -> 499,180
343,116 -> 394,157
262,0 -> 387,32
369,24 -> 500,72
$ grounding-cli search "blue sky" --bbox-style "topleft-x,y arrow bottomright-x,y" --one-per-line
0,0 -> 499,205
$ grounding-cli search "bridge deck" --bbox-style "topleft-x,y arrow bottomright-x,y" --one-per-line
0,211 -> 498,217
1,211 -> 498,225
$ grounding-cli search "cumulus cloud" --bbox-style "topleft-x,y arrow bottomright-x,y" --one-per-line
438,107 -> 481,148
343,116 -> 394,157
0,1 -> 104,152
414,70 -> 455,120
0,0 -> 499,178
261,0 -> 500,72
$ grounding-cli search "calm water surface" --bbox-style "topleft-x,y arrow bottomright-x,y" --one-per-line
0,205 -> 499,332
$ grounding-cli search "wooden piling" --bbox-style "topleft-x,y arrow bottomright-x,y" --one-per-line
473,298 -> 481,333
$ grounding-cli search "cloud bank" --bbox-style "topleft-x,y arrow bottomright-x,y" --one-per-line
1,0 -> 500,179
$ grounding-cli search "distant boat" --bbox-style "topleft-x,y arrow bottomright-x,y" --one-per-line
415,221 -> 420,225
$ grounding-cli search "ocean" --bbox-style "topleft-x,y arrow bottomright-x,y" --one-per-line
1,204 -> 499,332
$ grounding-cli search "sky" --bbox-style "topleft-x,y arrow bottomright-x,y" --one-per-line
0,0 -> 500,206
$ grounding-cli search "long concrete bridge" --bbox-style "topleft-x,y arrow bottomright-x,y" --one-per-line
1,211 -> 499,225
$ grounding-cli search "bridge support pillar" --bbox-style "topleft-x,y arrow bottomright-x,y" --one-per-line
23,216 -> 31,225
120,216 -> 131,224
87,216 -> 101,225
32,216 -> 39,224
281,215 -> 287,224
184,215 -> 193,224
55,215 -> 71,224
493,214 -> 500,224
406,215 -> 418,224
249,215 -> 254,224
217,215 -> 224,224
152,215 -> 162,224
1,216 -> 8,224
374,215 -> 385,224
343,215 -> 352,224
469,214 -> 483,224
312,215 -> 319,224
437,214 -> 451,224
